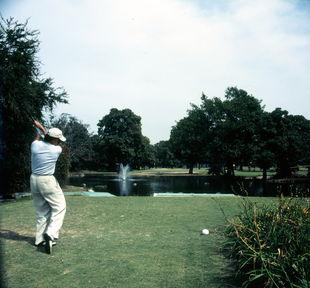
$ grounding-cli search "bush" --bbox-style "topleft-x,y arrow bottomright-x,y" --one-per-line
225,197 -> 310,287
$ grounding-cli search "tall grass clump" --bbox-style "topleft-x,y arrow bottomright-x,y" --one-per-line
225,197 -> 310,287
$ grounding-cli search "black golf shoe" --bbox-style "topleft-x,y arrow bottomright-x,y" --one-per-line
43,233 -> 53,254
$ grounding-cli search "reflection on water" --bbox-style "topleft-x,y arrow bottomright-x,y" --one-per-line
119,179 -> 131,196
70,175 -> 309,196
68,175 -> 309,196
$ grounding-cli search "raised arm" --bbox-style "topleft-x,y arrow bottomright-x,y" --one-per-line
33,120 -> 47,140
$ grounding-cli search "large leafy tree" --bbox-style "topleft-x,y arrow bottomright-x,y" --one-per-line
87,134 -> 103,171
253,112 -> 277,181
132,135 -> 155,169
153,140 -> 179,168
221,87 -> 264,175
96,108 -> 152,170
0,18 -> 67,197
254,108 -> 310,179
199,88 -> 264,176
170,87 -> 310,180
170,106 -> 210,174
199,95 -> 226,175
51,114 -> 93,171
198,88 -> 310,179
266,109 -> 310,178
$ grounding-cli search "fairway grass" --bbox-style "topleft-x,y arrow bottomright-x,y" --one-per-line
1,196 -> 272,288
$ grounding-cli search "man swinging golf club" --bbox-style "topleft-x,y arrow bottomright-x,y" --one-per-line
30,120 -> 66,254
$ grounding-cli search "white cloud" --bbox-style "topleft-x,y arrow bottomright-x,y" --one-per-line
2,0 -> 310,143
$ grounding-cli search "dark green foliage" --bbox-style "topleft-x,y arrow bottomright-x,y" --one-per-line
131,135 -> 155,169
226,197 -> 310,287
200,88 -> 264,176
270,110 -> 310,178
171,87 -> 310,180
254,112 -> 277,181
96,108 -> 154,170
253,109 -> 310,179
222,87 -> 264,175
153,140 -> 180,168
54,145 -> 70,187
200,95 -> 227,175
51,113 -> 93,171
170,88 -> 265,175
87,134 -> 102,171
0,17 -> 67,197
170,106 -> 209,173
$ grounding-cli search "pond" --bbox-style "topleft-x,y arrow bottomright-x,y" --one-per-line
68,175 -> 295,196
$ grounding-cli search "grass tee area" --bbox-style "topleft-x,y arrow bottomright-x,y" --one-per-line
0,196 -> 275,288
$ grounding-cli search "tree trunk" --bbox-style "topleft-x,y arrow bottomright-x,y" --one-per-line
262,168 -> 267,182
226,162 -> 235,176
278,159 -> 291,178
189,164 -> 194,174
262,167 -> 267,196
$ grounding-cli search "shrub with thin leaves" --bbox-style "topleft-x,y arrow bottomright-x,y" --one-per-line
225,197 -> 310,287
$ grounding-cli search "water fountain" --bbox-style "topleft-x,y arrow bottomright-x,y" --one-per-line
119,163 -> 130,181
119,164 -> 131,196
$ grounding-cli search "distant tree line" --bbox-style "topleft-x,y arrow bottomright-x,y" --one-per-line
58,87 -> 310,182
2,17 -> 310,198
170,88 -> 310,179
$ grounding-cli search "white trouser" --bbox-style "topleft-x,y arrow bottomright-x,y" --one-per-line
30,174 -> 66,245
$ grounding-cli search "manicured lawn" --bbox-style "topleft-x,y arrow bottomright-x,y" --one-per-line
1,196 -> 274,288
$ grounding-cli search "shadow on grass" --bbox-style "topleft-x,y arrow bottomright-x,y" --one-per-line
208,268 -> 240,288
0,230 -> 34,246
0,230 -> 35,287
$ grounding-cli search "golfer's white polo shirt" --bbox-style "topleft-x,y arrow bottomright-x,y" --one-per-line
31,140 -> 62,175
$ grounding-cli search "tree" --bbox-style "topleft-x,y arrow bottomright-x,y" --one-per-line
199,88 -> 264,176
199,95 -> 226,175
254,112 -> 277,181
153,140 -> 179,168
170,106 -> 209,174
199,88 -> 310,180
221,87 -> 264,175
0,18 -> 67,197
96,108 -> 153,170
132,136 -> 155,169
87,134 -> 103,171
170,87 -> 310,181
51,113 -> 93,171
266,109 -> 310,178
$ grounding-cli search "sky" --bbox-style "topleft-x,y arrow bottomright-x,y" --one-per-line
2,0 -> 310,143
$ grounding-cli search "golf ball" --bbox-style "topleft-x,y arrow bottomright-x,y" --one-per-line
201,229 -> 210,235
